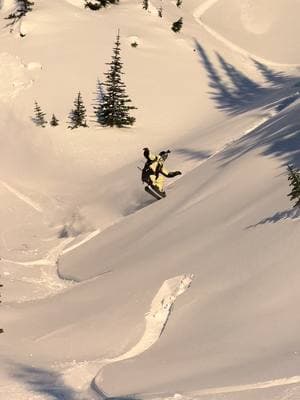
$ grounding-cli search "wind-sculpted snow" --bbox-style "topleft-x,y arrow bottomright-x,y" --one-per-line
61,274 -> 193,397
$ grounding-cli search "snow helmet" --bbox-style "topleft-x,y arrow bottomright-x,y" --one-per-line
159,150 -> 170,161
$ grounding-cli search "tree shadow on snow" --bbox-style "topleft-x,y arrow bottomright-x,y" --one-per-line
194,40 -> 299,116
246,207 -> 300,228
175,148 -> 211,161
10,363 -> 77,400
219,106 -> 300,168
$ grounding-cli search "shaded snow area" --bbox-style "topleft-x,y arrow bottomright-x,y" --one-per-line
1,0 -> 300,399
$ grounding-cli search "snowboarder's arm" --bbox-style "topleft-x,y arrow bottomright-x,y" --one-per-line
161,167 -> 182,178
143,148 -> 157,161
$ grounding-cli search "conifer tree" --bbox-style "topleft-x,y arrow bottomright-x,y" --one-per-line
97,32 -> 136,128
287,164 -> 300,207
93,79 -> 106,125
7,0 -> 34,20
142,0 -> 148,10
85,0 -> 119,10
50,114 -> 59,127
68,92 -> 88,129
172,17 -> 183,33
32,101 -> 47,127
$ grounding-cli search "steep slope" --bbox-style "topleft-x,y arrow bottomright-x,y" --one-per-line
1,1 -> 300,399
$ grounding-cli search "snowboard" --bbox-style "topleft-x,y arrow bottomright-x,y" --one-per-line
145,186 -> 166,200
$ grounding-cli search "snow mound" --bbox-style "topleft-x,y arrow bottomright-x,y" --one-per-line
0,53 -> 36,101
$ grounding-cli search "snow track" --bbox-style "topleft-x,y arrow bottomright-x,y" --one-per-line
0,180 -> 42,213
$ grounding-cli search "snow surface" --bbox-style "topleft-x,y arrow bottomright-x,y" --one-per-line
1,0 -> 300,399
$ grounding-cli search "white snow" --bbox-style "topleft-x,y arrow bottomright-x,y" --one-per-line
1,0 -> 300,399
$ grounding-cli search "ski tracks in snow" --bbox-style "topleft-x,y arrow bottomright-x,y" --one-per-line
0,180 -> 43,213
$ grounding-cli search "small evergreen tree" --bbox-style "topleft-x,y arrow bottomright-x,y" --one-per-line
50,114 -> 59,127
176,0 -> 182,7
97,32 -> 136,128
142,0 -> 148,10
68,92 -> 88,129
93,79 -> 106,125
32,101 -> 47,127
158,6 -> 162,17
287,164 -> 300,207
172,17 -> 183,33
7,0 -> 34,20
85,0 -> 119,10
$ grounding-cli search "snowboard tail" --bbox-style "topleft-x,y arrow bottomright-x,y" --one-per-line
145,186 -> 166,200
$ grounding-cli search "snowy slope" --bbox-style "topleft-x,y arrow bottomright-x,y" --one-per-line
1,0 -> 300,399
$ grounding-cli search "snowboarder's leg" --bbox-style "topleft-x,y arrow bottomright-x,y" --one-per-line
151,175 -> 166,197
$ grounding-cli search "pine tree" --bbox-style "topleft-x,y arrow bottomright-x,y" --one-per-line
93,79 -> 106,125
142,0 -> 148,10
18,0 -> 34,14
7,0 -> 34,19
32,101 -> 47,127
68,92 -> 88,129
97,32 -> 136,128
172,17 -> 183,33
176,0 -> 182,7
85,0 -> 119,10
287,164 -> 300,207
50,114 -> 59,127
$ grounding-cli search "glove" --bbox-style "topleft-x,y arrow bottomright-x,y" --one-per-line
168,171 -> 182,178
143,147 -> 150,157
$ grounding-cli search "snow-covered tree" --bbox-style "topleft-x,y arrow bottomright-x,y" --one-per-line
93,79 -> 106,125
50,114 -> 59,127
32,101 -> 47,127
287,164 -> 300,207
172,17 -> 183,33
97,32 -> 136,128
7,0 -> 34,20
85,0 -> 119,10
142,0 -> 148,10
68,92 -> 88,129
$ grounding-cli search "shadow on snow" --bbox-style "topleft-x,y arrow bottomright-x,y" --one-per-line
246,207 -> 300,228
10,363 -> 77,399
194,40 -> 300,116
175,148 -> 211,161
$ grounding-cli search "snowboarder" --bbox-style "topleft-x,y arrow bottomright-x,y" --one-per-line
141,147 -> 182,198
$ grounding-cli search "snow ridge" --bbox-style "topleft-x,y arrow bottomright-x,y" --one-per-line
62,274 -> 194,397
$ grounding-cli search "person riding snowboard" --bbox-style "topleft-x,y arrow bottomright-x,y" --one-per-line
141,147 -> 182,196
